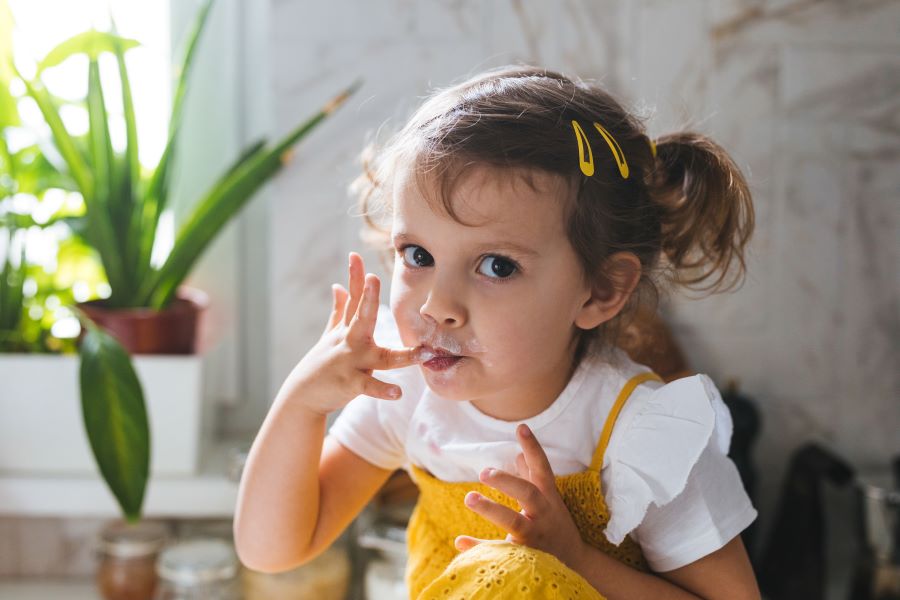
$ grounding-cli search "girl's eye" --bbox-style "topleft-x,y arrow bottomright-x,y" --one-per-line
400,245 -> 434,268
477,255 -> 518,279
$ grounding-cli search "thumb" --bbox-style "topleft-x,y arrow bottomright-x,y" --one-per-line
454,535 -> 485,552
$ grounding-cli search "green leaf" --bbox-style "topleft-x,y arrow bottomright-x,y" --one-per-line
38,30 -> 139,72
21,57 -> 127,303
11,144 -> 77,194
111,30 -> 141,280
140,80 -> 360,308
78,323 -> 149,522
169,0 -> 213,138
0,235 -> 26,332
17,72 -> 94,198
0,0 -> 19,129
142,0 -> 214,218
86,57 -> 131,297
0,211 -> 38,229
132,0 -> 214,298
87,59 -> 113,205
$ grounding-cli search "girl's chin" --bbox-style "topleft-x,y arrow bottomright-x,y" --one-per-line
419,357 -> 473,399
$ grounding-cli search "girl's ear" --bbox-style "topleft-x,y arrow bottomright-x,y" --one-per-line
574,252 -> 642,330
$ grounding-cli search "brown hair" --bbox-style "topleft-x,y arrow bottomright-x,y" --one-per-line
351,65 -> 754,365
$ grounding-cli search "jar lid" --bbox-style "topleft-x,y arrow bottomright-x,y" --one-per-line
96,521 -> 169,559
156,538 -> 239,584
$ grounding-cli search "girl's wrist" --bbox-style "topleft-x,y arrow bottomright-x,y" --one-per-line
274,365 -> 350,417
565,539 -> 592,576
273,385 -> 336,420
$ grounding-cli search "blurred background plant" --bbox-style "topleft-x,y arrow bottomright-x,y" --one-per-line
1,0 -> 357,522
0,0 -> 106,354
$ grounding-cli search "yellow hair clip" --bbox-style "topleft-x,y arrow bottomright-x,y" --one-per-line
570,119 -> 629,179
571,120 -> 594,177
592,122 -> 629,179
648,138 -> 657,158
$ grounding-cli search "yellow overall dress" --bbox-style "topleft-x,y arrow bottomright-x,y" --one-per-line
405,371 -> 663,599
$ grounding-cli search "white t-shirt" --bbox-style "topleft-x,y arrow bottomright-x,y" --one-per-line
328,306 -> 758,572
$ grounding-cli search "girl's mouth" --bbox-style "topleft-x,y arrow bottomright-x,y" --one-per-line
420,344 -> 464,371
423,356 -> 463,371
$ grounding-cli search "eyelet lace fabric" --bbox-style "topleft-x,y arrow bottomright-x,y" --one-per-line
404,371 -> 662,599
407,465 -> 648,599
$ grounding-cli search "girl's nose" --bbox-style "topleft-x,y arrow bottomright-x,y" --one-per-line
419,284 -> 466,327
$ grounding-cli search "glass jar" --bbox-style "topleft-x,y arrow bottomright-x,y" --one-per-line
154,538 -> 241,600
95,520 -> 169,600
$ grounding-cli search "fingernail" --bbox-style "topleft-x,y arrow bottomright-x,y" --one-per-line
388,387 -> 400,399
519,424 -> 531,437
465,492 -> 480,506
482,467 -> 495,479
416,347 -> 435,362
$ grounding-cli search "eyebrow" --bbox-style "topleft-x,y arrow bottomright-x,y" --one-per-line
391,232 -> 540,258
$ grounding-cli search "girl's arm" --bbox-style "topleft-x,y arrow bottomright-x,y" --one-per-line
233,253 -> 424,573
233,397 -> 393,572
571,535 -> 761,600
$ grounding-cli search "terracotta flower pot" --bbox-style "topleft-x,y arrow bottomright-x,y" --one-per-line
78,288 -> 210,355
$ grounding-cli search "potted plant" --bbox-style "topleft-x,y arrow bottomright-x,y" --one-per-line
0,3 -> 80,355
8,0 -> 359,521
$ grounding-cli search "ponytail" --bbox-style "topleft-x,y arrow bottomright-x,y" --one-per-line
651,132 -> 755,293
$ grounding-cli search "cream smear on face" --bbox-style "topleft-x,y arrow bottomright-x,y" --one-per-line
401,306 -> 491,389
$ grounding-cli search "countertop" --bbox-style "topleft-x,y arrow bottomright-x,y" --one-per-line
0,579 -> 99,599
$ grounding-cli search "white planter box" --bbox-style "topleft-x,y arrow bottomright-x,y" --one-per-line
0,353 -> 204,476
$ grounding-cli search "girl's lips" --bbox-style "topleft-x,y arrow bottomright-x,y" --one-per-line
423,356 -> 463,371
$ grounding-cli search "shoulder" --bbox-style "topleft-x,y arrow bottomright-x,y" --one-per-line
600,366 -> 738,545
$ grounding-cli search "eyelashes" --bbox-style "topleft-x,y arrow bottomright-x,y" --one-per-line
401,245 -> 434,268
477,255 -> 517,279
397,244 -> 521,281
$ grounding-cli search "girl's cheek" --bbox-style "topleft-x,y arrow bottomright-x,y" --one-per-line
389,282 -> 421,346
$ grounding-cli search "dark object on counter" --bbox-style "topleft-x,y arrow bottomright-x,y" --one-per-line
758,444 -> 855,600
848,453 -> 900,600
720,380 -> 762,557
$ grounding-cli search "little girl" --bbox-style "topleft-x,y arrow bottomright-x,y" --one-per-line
234,65 -> 761,599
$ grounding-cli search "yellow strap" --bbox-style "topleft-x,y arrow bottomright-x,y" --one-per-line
589,371 -> 664,472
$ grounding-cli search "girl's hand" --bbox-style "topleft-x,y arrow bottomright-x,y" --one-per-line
455,424 -> 588,570
280,252 -> 428,416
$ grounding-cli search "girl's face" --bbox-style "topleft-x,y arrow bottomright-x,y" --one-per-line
389,164 -> 596,421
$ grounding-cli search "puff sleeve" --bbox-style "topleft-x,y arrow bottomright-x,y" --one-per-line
600,374 -> 757,571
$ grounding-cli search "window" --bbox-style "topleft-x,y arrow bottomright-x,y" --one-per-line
9,0 -> 271,436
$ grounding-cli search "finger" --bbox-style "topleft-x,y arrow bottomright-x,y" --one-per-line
454,535 -> 487,553
479,467 -> 546,517
370,344 -> 431,370
517,424 -> 556,492
464,491 -> 529,537
515,452 -> 529,479
343,252 -> 365,325
326,284 -> 349,332
348,273 -> 379,341
359,373 -> 402,401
